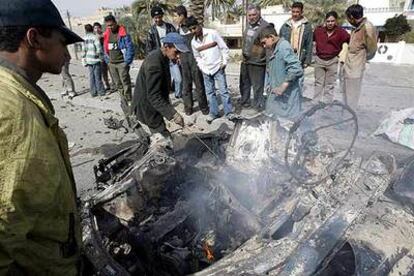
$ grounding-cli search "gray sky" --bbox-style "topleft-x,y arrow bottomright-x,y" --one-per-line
52,0 -> 135,17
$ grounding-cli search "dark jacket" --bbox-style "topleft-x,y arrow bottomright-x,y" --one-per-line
132,49 -> 177,129
242,18 -> 270,66
145,23 -> 176,54
178,25 -> 194,51
279,18 -> 313,66
103,25 -> 135,65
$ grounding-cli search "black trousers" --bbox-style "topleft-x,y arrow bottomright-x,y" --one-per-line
181,52 -> 209,114
239,62 -> 266,108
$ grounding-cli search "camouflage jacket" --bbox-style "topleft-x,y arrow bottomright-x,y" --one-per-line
0,61 -> 81,275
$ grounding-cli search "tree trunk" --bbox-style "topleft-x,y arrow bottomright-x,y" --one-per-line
190,0 -> 205,26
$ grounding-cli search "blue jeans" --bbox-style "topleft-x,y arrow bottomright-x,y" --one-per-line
203,68 -> 233,117
88,63 -> 105,96
170,62 -> 182,97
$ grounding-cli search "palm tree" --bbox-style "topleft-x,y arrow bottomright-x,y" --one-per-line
190,0 -> 206,25
131,0 -> 181,23
205,0 -> 234,21
224,4 -> 244,24
303,0 -> 348,26
256,0 -> 291,9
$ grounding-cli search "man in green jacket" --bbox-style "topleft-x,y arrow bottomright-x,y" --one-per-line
0,0 -> 83,274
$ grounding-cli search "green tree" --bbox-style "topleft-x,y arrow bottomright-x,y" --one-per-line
256,0 -> 291,9
190,0 -> 206,25
224,4 -> 244,24
206,0 -> 234,21
118,16 -> 146,59
129,0 -> 182,58
384,14 -> 412,41
303,0 -> 348,26
131,0 -> 181,23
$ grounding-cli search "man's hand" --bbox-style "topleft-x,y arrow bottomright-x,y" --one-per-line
272,82 -> 289,96
172,112 -> 184,127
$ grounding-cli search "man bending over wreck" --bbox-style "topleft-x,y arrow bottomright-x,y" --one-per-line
132,32 -> 185,142
260,25 -> 304,119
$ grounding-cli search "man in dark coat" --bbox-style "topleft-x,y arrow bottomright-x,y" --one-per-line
173,5 -> 209,116
132,33 -> 186,138
145,6 -> 177,54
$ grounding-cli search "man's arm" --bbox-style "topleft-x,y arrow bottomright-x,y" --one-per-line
145,31 -> 155,54
283,41 -> 304,83
146,63 -> 177,120
123,34 -> 135,65
304,24 -> 313,66
272,42 -> 303,95
196,42 -> 217,52
365,23 -> 378,60
191,40 -> 205,72
213,31 -> 229,66
0,108 -> 57,274
95,36 -> 104,60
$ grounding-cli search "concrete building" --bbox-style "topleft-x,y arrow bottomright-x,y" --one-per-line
211,0 -> 414,49
358,0 -> 413,26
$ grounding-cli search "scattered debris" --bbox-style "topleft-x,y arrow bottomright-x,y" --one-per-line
374,108 -> 414,150
104,116 -> 129,134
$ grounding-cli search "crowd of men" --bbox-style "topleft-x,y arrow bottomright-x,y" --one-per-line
0,0 -> 378,274
74,2 -> 377,139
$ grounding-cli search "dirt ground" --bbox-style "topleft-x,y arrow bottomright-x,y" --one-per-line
36,60 -> 414,198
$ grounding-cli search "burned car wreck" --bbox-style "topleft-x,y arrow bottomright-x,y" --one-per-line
81,102 -> 414,276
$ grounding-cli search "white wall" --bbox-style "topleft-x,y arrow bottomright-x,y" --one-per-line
371,42 -> 414,64
359,0 -> 390,8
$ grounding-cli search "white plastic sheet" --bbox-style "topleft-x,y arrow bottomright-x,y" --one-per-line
374,108 -> 414,150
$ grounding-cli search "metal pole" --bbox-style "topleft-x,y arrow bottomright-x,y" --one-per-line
66,10 -> 79,60
245,0 -> 249,32
242,0 -> 245,33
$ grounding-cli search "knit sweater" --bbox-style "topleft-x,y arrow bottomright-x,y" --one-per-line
82,32 -> 103,65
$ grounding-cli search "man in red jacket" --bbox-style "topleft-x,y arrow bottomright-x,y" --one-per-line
313,11 -> 350,103
103,15 -> 135,106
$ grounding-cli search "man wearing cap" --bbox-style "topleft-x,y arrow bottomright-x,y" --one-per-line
0,0 -> 83,274
146,6 -> 183,100
132,32 -> 186,140
146,6 -> 177,54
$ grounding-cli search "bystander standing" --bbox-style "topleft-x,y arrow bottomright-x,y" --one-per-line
82,24 -> 105,97
313,11 -> 350,103
187,17 -> 235,123
344,4 -> 377,110
261,26 -> 304,119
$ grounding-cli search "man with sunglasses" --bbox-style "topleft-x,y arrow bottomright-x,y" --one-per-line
0,0 -> 83,274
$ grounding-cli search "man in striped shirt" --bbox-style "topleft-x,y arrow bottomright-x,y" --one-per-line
82,24 -> 105,97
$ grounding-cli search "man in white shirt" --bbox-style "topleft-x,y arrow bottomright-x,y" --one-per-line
186,16 -> 234,123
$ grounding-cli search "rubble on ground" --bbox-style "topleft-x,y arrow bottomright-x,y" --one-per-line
81,102 -> 414,276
